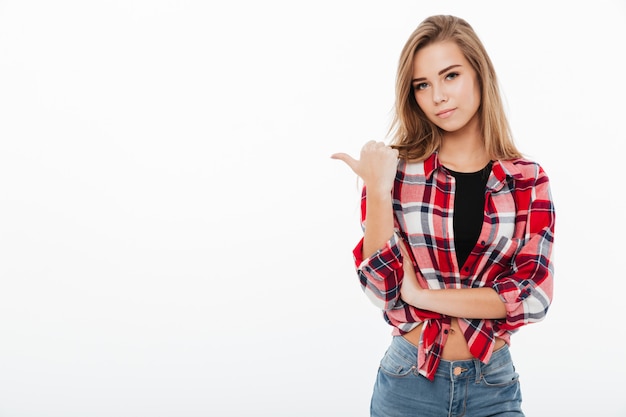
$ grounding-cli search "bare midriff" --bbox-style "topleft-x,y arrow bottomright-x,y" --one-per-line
402,318 -> 506,360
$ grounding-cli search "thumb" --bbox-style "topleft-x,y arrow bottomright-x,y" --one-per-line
330,152 -> 359,172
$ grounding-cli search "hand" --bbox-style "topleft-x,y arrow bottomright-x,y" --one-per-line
331,140 -> 399,194
399,241 -> 426,307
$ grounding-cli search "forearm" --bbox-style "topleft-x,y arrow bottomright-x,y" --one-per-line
406,287 -> 507,320
362,190 -> 395,259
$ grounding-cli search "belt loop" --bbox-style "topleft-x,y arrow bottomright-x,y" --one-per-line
473,359 -> 481,384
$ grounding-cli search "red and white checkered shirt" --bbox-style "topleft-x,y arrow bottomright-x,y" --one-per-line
352,152 -> 555,381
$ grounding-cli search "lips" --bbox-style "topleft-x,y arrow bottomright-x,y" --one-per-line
436,108 -> 456,119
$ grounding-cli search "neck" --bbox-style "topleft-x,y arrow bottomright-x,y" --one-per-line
438,126 -> 490,173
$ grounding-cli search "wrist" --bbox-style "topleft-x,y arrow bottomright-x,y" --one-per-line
411,288 -> 427,309
365,186 -> 393,200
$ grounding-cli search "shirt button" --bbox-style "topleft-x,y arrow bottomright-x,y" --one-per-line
444,329 -> 449,334
480,240 -> 486,245
464,267 -> 470,272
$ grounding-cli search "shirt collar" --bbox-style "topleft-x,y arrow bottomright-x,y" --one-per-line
422,152 -> 523,192
488,159 -> 523,192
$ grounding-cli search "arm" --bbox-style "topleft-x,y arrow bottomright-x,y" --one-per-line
362,187 -> 395,259
399,245 -> 507,319
331,140 -> 399,259
401,280 -> 506,319
490,166 -> 555,330
333,142 -> 441,318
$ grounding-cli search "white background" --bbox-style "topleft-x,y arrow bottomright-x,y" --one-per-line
1,1 -> 624,416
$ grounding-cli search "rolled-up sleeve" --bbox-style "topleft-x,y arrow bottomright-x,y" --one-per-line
491,167 -> 555,330
353,233 -> 405,311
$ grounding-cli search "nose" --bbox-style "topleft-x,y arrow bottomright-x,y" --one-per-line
432,84 -> 448,104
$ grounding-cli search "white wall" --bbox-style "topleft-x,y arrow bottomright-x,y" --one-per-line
0,1 -> 624,416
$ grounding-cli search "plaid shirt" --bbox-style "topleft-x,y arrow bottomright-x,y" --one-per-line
353,152 -> 555,381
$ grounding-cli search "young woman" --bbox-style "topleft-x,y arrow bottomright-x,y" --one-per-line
332,15 -> 555,416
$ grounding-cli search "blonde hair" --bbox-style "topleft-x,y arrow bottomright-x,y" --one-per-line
389,15 -> 522,161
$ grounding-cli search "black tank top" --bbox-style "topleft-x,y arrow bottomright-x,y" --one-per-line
446,162 -> 492,268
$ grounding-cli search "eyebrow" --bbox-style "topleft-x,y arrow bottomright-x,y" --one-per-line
412,64 -> 462,84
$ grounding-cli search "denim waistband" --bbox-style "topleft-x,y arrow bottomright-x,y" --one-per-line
390,335 -> 513,381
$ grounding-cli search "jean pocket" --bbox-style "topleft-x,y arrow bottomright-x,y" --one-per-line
378,348 -> 417,378
480,362 -> 519,387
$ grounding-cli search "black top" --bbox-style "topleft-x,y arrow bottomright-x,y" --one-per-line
446,162 -> 493,268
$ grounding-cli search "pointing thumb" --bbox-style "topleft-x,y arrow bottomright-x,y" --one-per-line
330,152 -> 358,172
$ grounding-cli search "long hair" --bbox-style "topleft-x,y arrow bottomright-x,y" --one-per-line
389,15 -> 522,161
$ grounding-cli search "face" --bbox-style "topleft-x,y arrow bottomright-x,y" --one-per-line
411,41 -> 481,135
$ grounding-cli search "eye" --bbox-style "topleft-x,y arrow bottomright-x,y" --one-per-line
445,72 -> 459,80
413,82 -> 428,91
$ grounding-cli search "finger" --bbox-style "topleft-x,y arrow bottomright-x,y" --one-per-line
330,152 -> 359,171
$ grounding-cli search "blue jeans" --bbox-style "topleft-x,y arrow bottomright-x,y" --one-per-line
371,336 -> 524,417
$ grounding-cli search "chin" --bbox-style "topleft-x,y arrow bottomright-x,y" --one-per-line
435,122 -> 464,133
